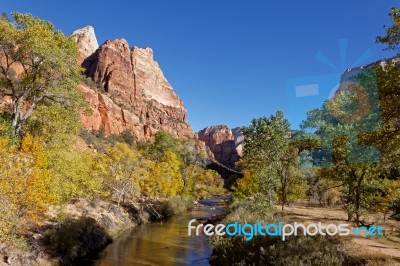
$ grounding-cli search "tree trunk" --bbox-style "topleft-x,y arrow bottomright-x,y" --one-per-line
281,184 -> 285,211
117,193 -> 122,207
354,172 -> 364,226
11,98 -> 20,137
280,164 -> 287,211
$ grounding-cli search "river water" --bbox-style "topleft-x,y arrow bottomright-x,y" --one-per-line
92,197 -> 229,266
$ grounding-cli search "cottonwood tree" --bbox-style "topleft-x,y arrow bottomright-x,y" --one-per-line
96,143 -> 143,206
0,135 -> 58,230
145,150 -> 183,198
241,111 -> 305,209
299,71 -> 392,224
0,13 -> 83,137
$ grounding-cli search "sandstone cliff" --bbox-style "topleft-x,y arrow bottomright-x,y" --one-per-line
72,26 -> 193,140
71,26 -> 99,64
198,125 -> 243,169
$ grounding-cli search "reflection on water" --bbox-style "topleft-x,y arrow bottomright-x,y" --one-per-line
92,197 -> 228,266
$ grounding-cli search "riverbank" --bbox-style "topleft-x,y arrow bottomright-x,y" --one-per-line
91,196 -> 230,266
0,196 -> 197,266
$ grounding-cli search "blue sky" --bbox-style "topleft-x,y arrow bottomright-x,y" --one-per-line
1,1 -> 399,131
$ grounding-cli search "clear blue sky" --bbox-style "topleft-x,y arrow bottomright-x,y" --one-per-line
2,1 -> 399,131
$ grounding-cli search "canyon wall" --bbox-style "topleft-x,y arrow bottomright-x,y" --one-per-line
72,26 -> 193,140
197,125 -> 243,169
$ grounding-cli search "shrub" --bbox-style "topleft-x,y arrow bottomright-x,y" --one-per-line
119,129 -> 136,147
210,234 -> 344,266
162,196 -> 194,216
81,76 -> 105,93
210,198 -> 344,266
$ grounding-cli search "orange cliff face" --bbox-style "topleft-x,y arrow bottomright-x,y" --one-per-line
72,26 -> 193,140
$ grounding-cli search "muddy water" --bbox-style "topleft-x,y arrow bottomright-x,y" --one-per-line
92,197 -> 229,266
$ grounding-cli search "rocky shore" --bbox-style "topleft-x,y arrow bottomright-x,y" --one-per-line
0,197 -> 174,266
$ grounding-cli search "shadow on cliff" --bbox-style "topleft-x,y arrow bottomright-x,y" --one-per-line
210,141 -> 241,169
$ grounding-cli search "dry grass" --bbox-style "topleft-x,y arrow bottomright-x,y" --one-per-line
280,204 -> 400,264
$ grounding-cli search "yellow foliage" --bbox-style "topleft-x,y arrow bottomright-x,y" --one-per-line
233,170 -> 260,199
373,179 -> 400,218
94,143 -> 143,205
0,135 -> 57,231
95,144 -> 186,201
21,135 -> 58,218
48,148 -> 104,202
183,165 -> 225,198
145,150 -> 183,198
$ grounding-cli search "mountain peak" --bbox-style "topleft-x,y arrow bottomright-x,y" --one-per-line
71,25 -> 99,63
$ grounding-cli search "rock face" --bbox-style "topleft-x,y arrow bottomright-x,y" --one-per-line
71,26 -> 99,63
198,125 -> 243,169
232,127 -> 244,157
74,26 -> 193,140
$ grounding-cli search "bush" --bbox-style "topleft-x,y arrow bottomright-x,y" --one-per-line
210,234 -> 344,266
119,129 -> 136,147
210,198 -> 344,266
81,76 -> 105,93
79,128 -> 136,150
162,196 -> 194,217
79,128 -> 94,146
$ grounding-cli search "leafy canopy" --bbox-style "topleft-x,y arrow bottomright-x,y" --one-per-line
0,13 -> 84,137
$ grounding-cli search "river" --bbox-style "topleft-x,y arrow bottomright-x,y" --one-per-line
91,196 -> 229,266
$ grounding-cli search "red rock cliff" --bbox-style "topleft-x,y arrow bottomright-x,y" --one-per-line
72,26 -> 193,140
197,125 -> 243,169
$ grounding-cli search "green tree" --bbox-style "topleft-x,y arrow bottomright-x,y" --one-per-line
299,74 -> 387,224
241,111 -> 304,209
0,13 -> 84,137
142,131 -> 180,160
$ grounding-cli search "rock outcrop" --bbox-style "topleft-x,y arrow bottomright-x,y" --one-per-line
198,125 -> 243,169
74,26 -> 193,140
71,26 -> 99,63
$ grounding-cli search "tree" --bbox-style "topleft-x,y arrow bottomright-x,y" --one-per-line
142,131 -> 180,160
240,111 -> 304,209
233,170 -> 260,199
0,135 -> 58,231
299,71 -> 389,224
180,137 -> 208,168
95,143 -> 143,206
149,150 -> 183,198
376,7 -> 400,53
373,179 -> 400,222
0,13 -> 84,137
